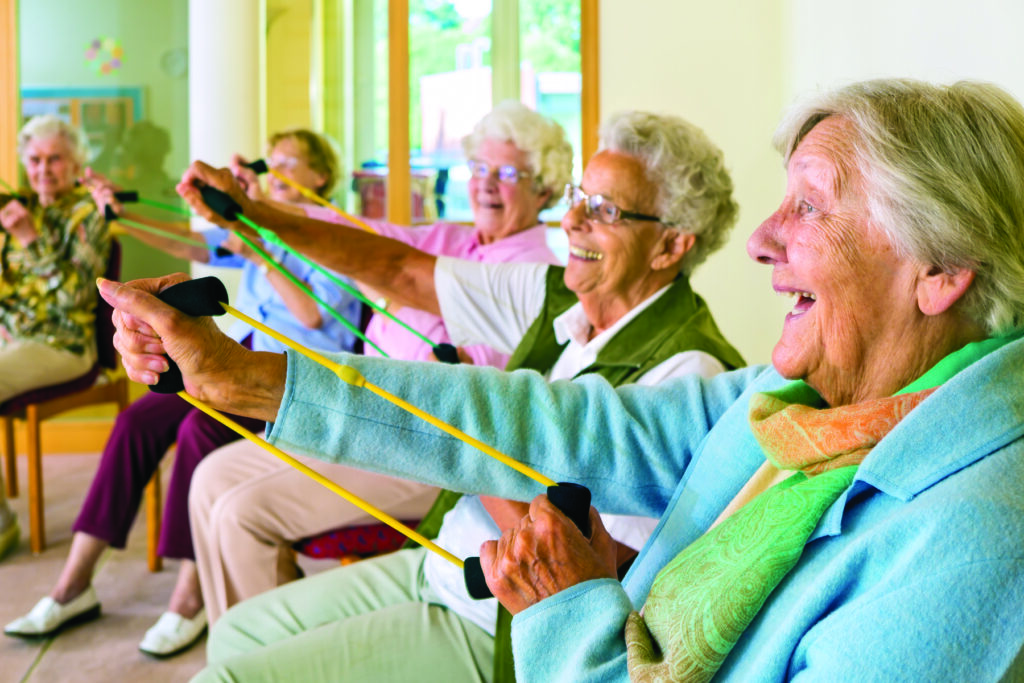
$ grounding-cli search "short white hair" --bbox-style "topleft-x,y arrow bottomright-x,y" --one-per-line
17,115 -> 89,167
461,101 -> 573,209
601,111 -> 738,276
775,79 -> 1024,334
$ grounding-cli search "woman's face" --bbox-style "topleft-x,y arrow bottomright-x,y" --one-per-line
267,137 -> 328,203
747,116 -> 928,405
561,150 -> 679,309
468,138 -> 549,241
23,135 -> 79,204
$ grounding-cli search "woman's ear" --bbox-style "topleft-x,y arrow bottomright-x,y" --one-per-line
916,264 -> 975,316
651,229 -> 696,272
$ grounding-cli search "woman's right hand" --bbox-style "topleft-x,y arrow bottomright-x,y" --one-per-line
230,154 -> 266,202
0,198 -> 38,247
176,161 -> 260,239
99,273 -> 286,421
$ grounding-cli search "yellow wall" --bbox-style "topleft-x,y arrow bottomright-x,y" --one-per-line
600,0 -> 791,365
266,0 -> 314,137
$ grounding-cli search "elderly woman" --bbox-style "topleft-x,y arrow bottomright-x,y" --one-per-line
185,103 -> 572,629
105,79 -> 1024,681
3,128 -> 363,658
0,115 -> 110,561
130,107 -> 740,681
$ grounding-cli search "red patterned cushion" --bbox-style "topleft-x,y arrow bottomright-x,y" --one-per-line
293,522 -> 419,559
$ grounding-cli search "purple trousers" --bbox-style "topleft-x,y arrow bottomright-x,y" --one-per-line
72,391 -> 265,560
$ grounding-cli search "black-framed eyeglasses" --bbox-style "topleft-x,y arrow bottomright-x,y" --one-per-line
467,160 -> 532,185
563,184 -> 664,225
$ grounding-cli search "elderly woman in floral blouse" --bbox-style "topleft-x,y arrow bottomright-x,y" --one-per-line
0,114 -> 110,560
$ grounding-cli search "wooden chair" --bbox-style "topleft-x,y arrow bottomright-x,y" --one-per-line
0,239 -> 129,553
292,521 -> 418,565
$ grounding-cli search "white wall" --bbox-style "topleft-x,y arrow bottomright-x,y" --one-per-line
601,0 -> 1024,367
600,0 -> 791,365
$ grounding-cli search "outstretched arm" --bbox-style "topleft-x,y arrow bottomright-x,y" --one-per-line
177,161 -> 440,314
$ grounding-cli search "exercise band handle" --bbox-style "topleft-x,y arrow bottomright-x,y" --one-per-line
200,184 -> 244,222
244,159 -> 270,175
151,277 -> 231,394
114,190 -> 139,203
463,482 -> 592,600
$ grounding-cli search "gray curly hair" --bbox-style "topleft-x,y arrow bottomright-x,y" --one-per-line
461,100 -> 573,210
600,111 -> 738,276
775,79 -> 1024,335
17,114 -> 89,167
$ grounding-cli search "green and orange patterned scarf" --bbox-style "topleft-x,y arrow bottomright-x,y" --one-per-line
624,330 -> 1023,682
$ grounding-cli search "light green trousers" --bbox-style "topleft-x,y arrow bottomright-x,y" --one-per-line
191,547 -> 495,683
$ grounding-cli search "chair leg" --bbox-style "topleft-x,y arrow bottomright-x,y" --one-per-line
1,416 -> 16,498
26,405 -> 44,554
146,467 -> 163,572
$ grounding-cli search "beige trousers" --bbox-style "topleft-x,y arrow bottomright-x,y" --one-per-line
188,435 -> 439,623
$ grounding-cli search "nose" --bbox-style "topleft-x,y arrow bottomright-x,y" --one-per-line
747,208 -> 787,265
561,198 -> 590,234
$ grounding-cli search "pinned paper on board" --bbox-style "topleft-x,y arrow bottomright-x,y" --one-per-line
84,37 -> 124,75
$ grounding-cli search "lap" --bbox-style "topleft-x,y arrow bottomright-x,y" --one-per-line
0,340 -> 94,402
200,548 -> 492,683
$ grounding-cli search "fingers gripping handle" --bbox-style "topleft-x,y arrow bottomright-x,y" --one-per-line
244,159 -> 269,175
463,482 -> 592,600
150,277 -> 231,394
199,185 -> 244,222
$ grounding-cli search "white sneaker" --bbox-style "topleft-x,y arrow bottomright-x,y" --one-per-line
138,608 -> 207,658
4,587 -> 101,638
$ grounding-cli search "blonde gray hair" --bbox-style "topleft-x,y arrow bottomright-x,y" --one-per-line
18,115 -> 89,167
268,128 -> 341,198
775,79 -> 1024,335
461,101 -> 573,209
601,111 -> 738,276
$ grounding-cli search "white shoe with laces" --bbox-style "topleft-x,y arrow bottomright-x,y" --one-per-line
4,586 -> 101,638
138,608 -> 207,658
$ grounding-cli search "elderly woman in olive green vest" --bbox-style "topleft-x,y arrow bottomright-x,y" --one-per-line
170,109 -> 744,683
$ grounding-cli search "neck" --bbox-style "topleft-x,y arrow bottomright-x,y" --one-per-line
577,277 -> 674,341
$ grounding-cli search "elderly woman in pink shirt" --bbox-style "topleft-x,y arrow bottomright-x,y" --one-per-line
187,101 -> 573,623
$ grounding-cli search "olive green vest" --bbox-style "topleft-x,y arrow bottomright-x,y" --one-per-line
409,266 -> 744,682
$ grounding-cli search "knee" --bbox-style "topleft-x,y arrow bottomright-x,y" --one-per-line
189,455 -> 226,516
206,606 -> 256,663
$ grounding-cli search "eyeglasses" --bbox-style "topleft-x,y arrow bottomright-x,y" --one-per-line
467,160 -> 532,185
269,155 -> 301,171
563,184 -> 664,225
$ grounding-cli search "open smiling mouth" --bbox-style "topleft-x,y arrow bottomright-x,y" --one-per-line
784,290 -> 817,315
569,245 -> 603,261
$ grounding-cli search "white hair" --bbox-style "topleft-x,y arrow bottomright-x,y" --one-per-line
18,114 -> 89,167
775,79 -> 1024,334
461,101 -> 573,209
601,111 -> 738,276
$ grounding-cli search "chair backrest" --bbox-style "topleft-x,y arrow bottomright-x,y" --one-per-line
95,238 -> 121,371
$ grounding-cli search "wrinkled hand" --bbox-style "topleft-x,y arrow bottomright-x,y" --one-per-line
176,161 -> 258,238
0,198 -> 38,246
98,273 -> 283,418
82,168 -> 122,217
229,154 -> 266,202
479,494 -> 618,615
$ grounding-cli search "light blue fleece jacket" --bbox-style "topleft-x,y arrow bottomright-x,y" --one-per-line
266,336 -> 1024,682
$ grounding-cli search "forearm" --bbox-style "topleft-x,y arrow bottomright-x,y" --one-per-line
248,201 -> 440,314
260,260 -> 323,329
118,210 -> 210,262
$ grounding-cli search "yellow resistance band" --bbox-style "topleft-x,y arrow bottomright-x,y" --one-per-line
268,169 -> 379,235
177,391 -> 464,568
222,301 -> 558,489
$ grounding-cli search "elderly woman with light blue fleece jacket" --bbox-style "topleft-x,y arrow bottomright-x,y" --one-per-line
103,78 -> 1024,682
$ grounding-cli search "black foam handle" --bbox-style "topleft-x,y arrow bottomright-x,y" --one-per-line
245,159 -> 269,175
150,277 -> 231,394
114,190 -> 139,203
214,246 -> 233,258
432,343 -> 461,365
200,185 -> 243,221
104,204 -> 118,221
463,482 -> 593,600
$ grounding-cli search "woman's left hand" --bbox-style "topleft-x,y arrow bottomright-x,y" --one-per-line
81,167 -> 122,217
0,198 -> 38,246
479,494 -> 618,615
